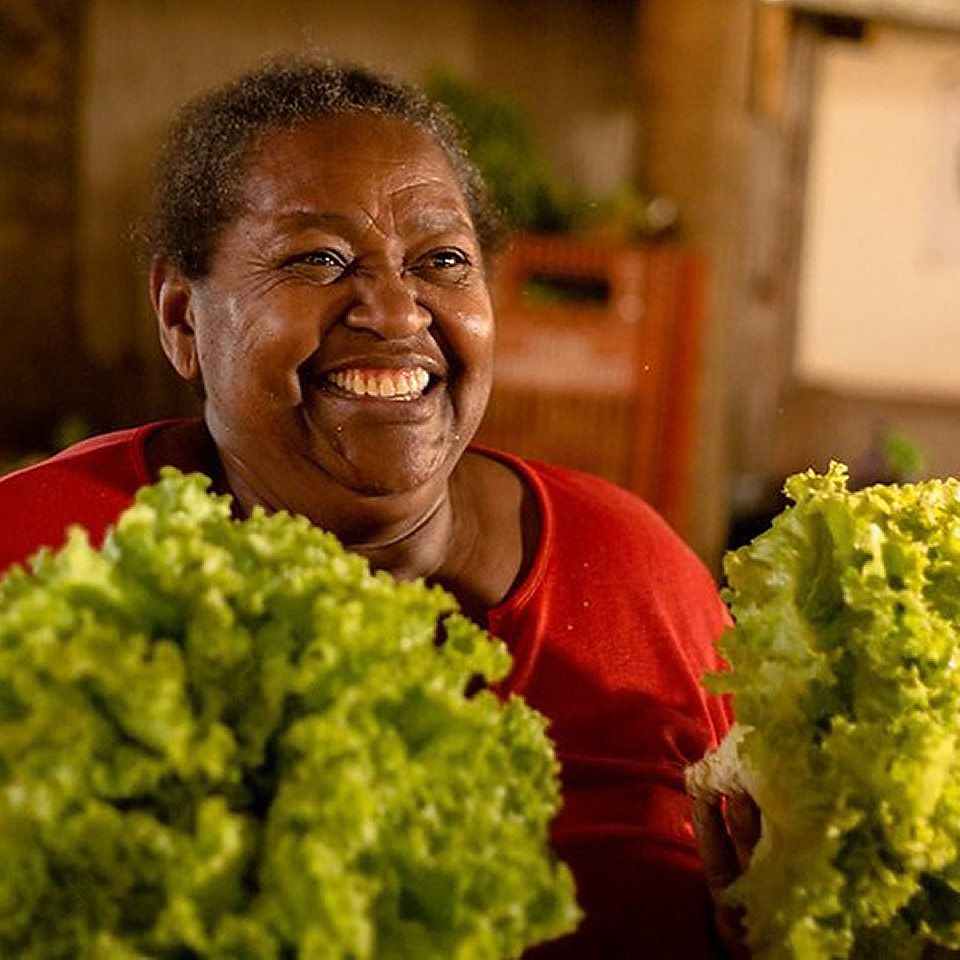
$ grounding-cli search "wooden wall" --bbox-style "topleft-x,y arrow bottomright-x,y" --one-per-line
635,0 -> 755,563
0,0 -> 86,449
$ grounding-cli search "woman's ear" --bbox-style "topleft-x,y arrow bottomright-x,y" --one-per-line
150,258 -> 201,384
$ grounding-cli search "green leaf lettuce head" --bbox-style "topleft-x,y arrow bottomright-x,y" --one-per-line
687,463 -> 960,960
0,469 -> 579,959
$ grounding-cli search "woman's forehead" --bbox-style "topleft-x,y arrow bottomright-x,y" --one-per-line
239,114 -> 465,208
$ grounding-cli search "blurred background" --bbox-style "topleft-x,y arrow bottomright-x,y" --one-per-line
4,0 -> 960,572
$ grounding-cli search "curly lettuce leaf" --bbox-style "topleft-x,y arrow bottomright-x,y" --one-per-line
706,463 -> 960,960
0,469 -> 579,959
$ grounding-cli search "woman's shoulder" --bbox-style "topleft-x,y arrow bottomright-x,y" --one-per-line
475,447 -> 690,551
0,420 -> 170,490
473,447 -> 722,619
0,421 -> 174,574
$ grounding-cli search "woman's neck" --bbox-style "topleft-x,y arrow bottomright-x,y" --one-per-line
145,421 -> 532,623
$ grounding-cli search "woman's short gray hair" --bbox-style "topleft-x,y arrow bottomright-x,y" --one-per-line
144,57 -> 506,278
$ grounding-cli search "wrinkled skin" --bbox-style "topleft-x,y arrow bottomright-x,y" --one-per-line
150,113 -> 534,619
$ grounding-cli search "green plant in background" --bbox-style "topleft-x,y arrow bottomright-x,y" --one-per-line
579,185 -> 680,241
0,414 -> 92,478
52,414 -> 91,451
426,70 -> 679,241
882,429 -> 925,480
425,70 -> 579,234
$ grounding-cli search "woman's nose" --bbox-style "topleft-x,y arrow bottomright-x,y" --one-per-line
344,272 -> 430,339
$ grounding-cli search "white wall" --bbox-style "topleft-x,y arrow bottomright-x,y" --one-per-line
796,26 -> 960,398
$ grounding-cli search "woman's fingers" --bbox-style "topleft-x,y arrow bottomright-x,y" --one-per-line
692,796 -> 753,959
693,797 -> 741,893
726,793 -> 762,871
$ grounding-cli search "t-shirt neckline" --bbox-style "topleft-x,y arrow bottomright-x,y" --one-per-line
129,425 -> 550,631
466,445 -> 553,629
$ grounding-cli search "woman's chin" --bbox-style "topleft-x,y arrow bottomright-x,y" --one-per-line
309,421 -> 463,500
334,452 -> 447,498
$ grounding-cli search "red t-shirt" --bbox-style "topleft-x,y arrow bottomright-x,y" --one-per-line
0,424 -> 732,958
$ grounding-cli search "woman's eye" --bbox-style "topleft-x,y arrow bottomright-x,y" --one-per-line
427,249 -> 468,268
282,249 -> 348,276
302,250 -> 343,266
415,248 -> 472,278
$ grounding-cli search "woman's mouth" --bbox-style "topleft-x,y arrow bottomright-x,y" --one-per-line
325,366 -> 432,401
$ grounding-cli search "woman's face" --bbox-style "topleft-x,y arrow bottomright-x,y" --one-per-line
184,113 -> 495,531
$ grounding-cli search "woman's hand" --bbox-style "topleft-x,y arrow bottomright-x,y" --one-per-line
693,799 -> 960,960
692,793 -> 762,960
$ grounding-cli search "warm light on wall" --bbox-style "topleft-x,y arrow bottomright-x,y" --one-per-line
760,0 -> 960,33
795,26 -> 960,399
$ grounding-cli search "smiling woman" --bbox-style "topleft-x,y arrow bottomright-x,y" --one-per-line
154,115 -> 496,551
0,59 -> 734,958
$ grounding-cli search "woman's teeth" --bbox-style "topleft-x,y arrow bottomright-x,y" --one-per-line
326,367 -> 430,400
